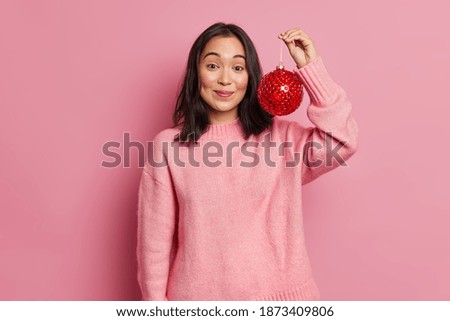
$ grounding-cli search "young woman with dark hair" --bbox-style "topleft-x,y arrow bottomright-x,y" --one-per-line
137,22 -> 358,301
173,22 -> 274,144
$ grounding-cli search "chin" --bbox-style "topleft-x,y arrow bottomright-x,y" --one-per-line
208,102 -> 233,110
214,106 -> 237,112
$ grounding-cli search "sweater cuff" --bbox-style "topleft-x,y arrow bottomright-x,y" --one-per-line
295,56 -> 340,107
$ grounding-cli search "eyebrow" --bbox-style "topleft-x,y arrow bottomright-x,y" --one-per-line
203,52 -> 246,61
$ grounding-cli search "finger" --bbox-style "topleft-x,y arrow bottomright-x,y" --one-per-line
285,33 -> 313,49
285,30 -> 311,42
279,29 -> 296,40
283,29 -> 312,42
278,32 -> 301,44
279,28 -> 299,39
282,38 -> 296,53
279,28 -> 295,35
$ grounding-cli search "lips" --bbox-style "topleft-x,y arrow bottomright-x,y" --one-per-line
214,90 -> 234,98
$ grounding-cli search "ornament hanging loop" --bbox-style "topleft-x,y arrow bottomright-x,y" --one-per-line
277,40 -> 284,70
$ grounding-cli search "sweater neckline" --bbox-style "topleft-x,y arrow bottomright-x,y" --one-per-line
201,117 -> 244,141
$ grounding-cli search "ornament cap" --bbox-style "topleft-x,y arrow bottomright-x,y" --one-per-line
276,64 -> 284,70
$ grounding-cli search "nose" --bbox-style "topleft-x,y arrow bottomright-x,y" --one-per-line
217,70 -> 232,86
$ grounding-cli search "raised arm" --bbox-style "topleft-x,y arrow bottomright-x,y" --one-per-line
295,56 -> 358,185
279,28 -> 358,185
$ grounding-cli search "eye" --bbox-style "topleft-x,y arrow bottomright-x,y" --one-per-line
206,64 -> 218,69
234,66 -> 245,71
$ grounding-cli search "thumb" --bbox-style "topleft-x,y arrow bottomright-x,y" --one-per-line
283,39 -> 296,55
278,35 -> 295,53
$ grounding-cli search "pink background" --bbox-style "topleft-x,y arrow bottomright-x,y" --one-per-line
1,0 -> 449,300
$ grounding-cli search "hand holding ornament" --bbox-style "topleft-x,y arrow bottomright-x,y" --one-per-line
278,28 -> 319,69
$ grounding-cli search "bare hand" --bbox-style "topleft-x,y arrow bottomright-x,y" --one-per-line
278,28 -> 319,68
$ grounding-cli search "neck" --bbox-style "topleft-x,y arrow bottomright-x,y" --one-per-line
201,117 -> 243,141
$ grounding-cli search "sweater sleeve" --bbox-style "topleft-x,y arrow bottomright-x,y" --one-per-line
293,56 -> 359,185
136,140 -> 177,300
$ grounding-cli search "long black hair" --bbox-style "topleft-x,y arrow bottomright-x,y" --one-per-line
172,22 -> 274,144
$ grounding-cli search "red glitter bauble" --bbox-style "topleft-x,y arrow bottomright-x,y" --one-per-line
257,65 -> 304,116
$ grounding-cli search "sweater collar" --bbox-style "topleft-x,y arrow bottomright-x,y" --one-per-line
200,117 -> 244,141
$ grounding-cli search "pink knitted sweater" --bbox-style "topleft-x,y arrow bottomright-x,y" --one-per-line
137,56 -> 358,301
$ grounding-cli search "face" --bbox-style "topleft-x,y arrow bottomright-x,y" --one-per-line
198,36 -> 248,124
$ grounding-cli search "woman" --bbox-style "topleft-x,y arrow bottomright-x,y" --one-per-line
137,22 -> 358,300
